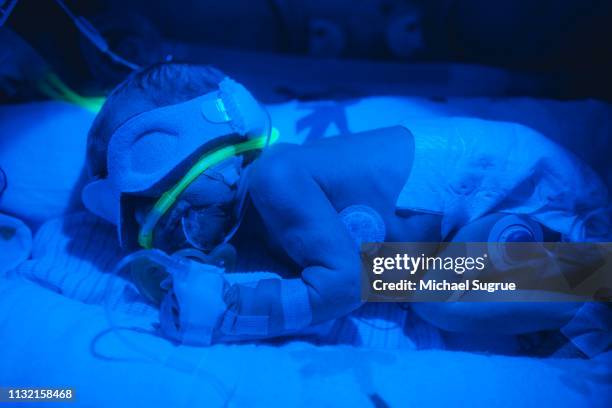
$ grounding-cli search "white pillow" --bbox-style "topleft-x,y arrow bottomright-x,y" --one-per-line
0,102 -> 94,227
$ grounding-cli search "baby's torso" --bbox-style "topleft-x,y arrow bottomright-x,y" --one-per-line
302,126 -> 442,243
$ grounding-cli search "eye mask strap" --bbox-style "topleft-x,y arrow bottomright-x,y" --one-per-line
138,128 -> 280,249
108,77 -> 270,194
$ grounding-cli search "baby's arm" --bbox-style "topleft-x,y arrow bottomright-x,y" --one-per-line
226,146 -> 359,331
213,144 -> 362,341
158,144 -> 362,344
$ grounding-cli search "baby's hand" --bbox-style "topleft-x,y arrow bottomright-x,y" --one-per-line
159,260 -> 228,345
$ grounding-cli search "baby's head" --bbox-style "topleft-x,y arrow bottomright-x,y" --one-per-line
84,62 -> 270,252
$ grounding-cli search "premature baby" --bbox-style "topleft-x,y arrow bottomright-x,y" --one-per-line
83,62 -> 610,345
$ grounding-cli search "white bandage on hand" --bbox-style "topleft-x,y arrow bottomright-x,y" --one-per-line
158,263 -> 317,344
159,260 -> 227,345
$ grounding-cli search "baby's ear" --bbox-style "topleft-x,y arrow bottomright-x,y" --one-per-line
82,179 -> 120,225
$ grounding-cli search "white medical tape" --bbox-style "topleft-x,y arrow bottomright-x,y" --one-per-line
220,310 -> 269,336
281,279 -> 312,331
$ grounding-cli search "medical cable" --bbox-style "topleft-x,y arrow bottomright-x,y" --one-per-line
37,71 -> 105,112
103,249 -> 232,402
54,0 -> 140,71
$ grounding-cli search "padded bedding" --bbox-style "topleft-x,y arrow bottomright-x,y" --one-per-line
1,274 -> 611,407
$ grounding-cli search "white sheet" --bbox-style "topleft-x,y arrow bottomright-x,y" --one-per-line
1,276 -> 610,407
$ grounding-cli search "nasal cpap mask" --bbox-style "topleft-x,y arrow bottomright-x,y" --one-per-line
137,128 -> 279,249
82,77 -> 279,250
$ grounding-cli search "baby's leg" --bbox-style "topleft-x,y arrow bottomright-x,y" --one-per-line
412,213 -> 582,334
413,301 -> 581,335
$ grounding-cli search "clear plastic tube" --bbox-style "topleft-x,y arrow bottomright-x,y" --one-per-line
103,250 -> 231,401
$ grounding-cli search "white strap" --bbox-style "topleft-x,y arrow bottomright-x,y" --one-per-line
281,279 -> 312,331
220,310 -> 269,336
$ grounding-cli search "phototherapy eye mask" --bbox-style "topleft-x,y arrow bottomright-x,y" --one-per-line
107,77 -> 271,194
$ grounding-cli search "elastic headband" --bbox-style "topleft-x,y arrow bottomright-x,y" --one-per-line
107,77 -> 270,194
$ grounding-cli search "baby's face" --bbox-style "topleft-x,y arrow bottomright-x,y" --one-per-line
149,157 -> 244,252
